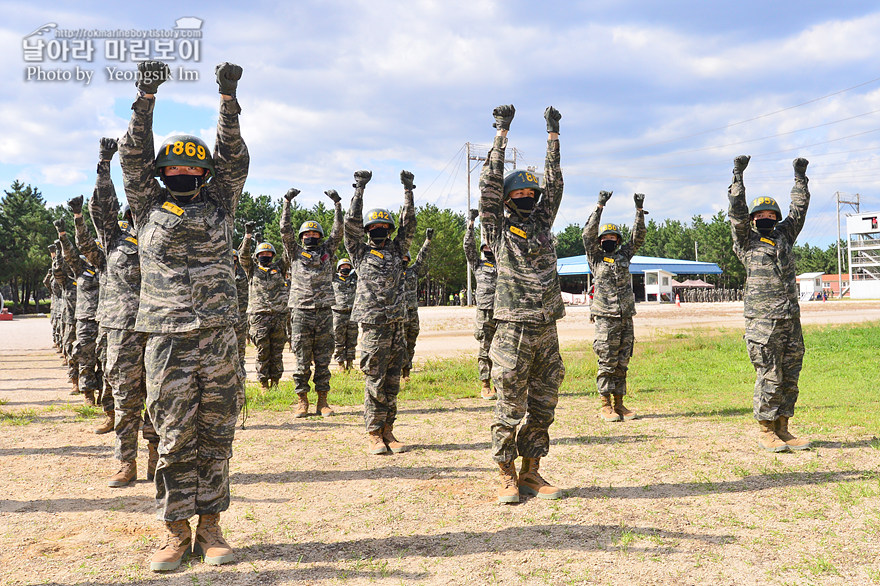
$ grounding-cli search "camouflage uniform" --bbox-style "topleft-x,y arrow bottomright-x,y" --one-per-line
729,167 -> 809,421
344,180 -> 416,432
481,134 -> 565,464
463,223 -> 497,383
233,253 -> 249,375
280,198 -> 343,398
53,251 -> 78,382
332,270 -> 358,364
45,269 -> 62,347
583,205 -> 646,398
119,94 -> 248,521
402,238 -> 430,376
238,236 -> 289,385
90,159 -> 158,462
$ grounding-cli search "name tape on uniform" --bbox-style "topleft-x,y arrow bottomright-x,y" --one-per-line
603,257 -> 615,263
510,226 -> 527,239
369,249 -> 385,259
162,201 -> 184,216
760,237 -> 776,246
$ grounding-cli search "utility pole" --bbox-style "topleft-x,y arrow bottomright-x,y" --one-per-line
465,142 -> 520,306
836,192 -> 860,298
694,241 -> 699,262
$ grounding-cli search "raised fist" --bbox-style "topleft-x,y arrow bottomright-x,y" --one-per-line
53,219 -> 66,233
400,170 -> 416,191
426,228 -> 435,240
353,170 -> 372,189
544,106 -> 561,134
733,155 -> 751,174
284,188 -> 300,202
469,208 -> 479,222
215,62 -> 243,96
136,61 -> 170,94
99,137 -> 118,161
67,195 -> 84,214
598,191 -> 612,206
324,189 -> 341,204
793,157 -> 809,177
492,104 -> 515,131
245,221 -> 256,234
48,243 -> 56,254
633,193 -> 645,209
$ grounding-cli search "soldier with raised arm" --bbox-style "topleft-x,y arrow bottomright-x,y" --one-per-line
331,258 -> 358,371
729,155 -> 811,453
119,60 -> 248,571
401,229 -> 432,380
463,208 -> 498,400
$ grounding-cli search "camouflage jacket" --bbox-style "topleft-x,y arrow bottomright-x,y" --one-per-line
280,198 -> 343,309
403,238 -> 430,312
583,205 -> 646,318
52,253 -> 77,323
119,96 -> 249,333
479,135 -> 564,323
463,223 -> 497,310
332,271 -> 357,312
44,268 -> 61,319
344,183 -> 416,325
729,173 -> 809,320
233,259 -> 248,319
89,160 -> 142,330
239,235 -> 288,314
59,231 -> 100,321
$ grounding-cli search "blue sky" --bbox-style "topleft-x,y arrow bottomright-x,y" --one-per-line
2,1 -> 880,246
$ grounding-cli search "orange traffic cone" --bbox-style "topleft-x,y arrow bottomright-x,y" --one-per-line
675,294 -> 681,307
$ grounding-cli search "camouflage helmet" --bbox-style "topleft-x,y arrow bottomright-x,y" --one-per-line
118,220 -> 130,232
748,196 -> 782,220
363,208 -> 396,231
232,248 -> 239,259
337,258 -> 353,271
255,242 -> 276,256
154,134 -> 215,176
298,220 -> 325,239
503,169 -> 543,198
599,223 -> 622,240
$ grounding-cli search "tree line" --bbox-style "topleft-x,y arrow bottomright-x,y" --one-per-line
0,181 -> 848,312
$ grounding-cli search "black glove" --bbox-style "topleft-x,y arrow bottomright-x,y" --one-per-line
67,196 -> 84,214
733,155 -> 751,175
284,188 -> 300,202
136,61 -> 170,94
633,193 -> 645,209
544,106 -> 561,134
426,228 -> 434,240
598,191 -> 612,206
400,170 -> 416,191
53,219 -> 66,233
48,244 -> 56,254
492,104 -> 515,131
245,221 -> 256,234
99,137 -> 118,161
215,62 -> 243,97
469,209 -> 479,222
353,170 -> 372,189
793,157 -> 809,178
325,189 -> 341,203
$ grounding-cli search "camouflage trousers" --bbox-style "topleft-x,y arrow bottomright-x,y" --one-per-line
105,328 -> 157,462
144,326 -> 242,522
95,327 -> 113,413
592,315 -> 634,396
332,309 -> 358,363
490,320 -> 564,463
73,319 -> 102,395
360,321 -> 406,432
234,317 -> 247,375
61,320 -> 78,381
745,317 -> 805,421
52,314 -> 61,346
248,312 -> 287,384
290,308 -> 333,396
474,308 -> 497,382
403,310 -> 420,373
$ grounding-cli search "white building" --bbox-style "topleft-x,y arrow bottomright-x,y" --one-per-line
846,211 -> 880,299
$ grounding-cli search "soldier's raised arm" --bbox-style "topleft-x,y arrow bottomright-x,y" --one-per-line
534,106 -> 563,229
396,171 -> 417,253
776,158 -> 811,243
90,138 -> 121,248
479,105 -> 514,251
54,218 -> 84,276
279,188 -> 301,256
344,171 -> 371,265
324,189 -> 344,252
212,62 -> 249,217
728,155 -> 752,251
239,222 -> 255,276
70,196 -> 104,270
583,191 -> 611,262
414,228 -> 432,277
463,210 -> 479,270
627,193 -> 647,257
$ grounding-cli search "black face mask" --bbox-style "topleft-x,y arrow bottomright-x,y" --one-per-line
483,251 -> 494,262
258,256 -> 273,267
403,259 -> 410,268
601,239 -> 618,253
511,196 -> 535,213
339,268 -> 351,276
369,227 -> 389,245
303,237 -> 321,248
162,173 -> 205,198
755,218 -> 777,236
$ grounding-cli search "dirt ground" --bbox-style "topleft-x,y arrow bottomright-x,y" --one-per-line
2,300 -> 880,585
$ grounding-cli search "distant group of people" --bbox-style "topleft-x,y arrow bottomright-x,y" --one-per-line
42,59 -> 812,574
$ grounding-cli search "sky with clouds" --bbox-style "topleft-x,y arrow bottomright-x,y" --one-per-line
2,0 -> 880,246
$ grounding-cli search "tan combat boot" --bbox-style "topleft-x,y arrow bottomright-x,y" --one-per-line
480,380 -> 496,400
598,395 -> 621,422
259,379 -> 270,390
337,360 -> 346,372
108,460 -> 137,487
518,457 -> 562,500
194,513 -> 234,566
368,429 -> 390,455
345,360 -> 353,371
147,443 -> 159,481
82,390 -> 96,406
316,391 -> 335,417
293,393 -> 310,418
497,460 -> 519,504
94,410 -> 114,434
382,424 -> 407,453
758,420 -> 790,453
775,416 -> 811,450
613,394 -> 637,421
150,519 -> 192,572
69,375 -> 79,395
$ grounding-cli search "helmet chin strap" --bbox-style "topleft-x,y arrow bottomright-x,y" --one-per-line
505,199 -> 532,221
